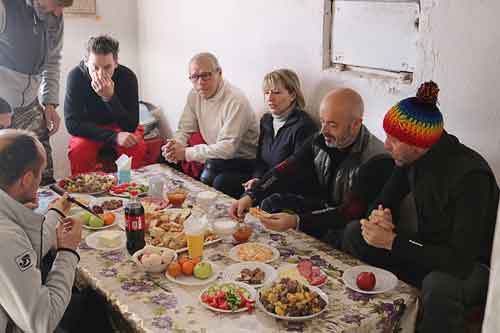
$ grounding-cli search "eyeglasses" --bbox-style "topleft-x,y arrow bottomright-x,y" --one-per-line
188,71 -> 215,82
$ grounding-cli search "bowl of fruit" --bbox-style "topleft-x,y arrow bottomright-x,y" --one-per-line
165,255 -> 218,286
131,245 -> 177,273
77,211 -> 117,230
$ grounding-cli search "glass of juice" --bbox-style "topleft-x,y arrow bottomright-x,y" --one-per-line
165,187 -> 187,208
184,216 -> 208,258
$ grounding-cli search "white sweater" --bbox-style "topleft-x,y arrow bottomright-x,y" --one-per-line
174,79 -> 259,163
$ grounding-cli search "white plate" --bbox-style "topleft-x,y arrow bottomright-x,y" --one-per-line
109,182 -> 149,198
223,262 -> 277,289
78,212 -> 123,231
82,219 -> 117,231
228,242 -> 280,263
89,196 -> 128,213
164,260 -> 219,286
85,230 -> 126,251
257,282 -> 329,321
277,263 -> 328,288
199,281 -> 257,313
342,265 -> 398,294
58,173 -> 116,195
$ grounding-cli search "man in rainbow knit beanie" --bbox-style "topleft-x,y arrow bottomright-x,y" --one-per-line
342,81 -> 499,333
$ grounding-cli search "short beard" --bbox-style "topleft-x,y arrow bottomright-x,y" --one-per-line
324,128 -> 355,149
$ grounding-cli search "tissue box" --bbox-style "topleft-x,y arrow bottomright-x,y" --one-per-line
115,154 -> 132,184
118,169 -> 131,184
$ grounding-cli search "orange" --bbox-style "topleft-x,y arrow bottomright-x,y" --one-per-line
182,261 -> 194,276
167,262 -> 182,277
191,257 -> 201,266
102,213 -> 115,226
178,255 -> 189,266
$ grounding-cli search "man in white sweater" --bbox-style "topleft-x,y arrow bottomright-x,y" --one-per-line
162,52 -> 259,198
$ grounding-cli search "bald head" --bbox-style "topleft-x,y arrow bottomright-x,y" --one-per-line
0,129 -> 45,188
320,88 -> 364,121
319,88 -> 364,149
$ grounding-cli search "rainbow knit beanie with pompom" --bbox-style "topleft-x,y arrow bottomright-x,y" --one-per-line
383,81 -> 443,148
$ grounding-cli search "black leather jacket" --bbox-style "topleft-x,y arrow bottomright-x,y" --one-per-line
247,125 -> 394,237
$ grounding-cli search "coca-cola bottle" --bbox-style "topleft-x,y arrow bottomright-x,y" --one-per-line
125,190 -> 145,255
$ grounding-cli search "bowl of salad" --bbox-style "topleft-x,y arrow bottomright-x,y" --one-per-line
199,281 -> 257,313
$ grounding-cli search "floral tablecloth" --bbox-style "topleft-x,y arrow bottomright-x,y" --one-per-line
73,164 -> 419,333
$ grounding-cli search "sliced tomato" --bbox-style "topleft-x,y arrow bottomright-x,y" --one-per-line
310,274 -> 327,286
218,301 -> 229,310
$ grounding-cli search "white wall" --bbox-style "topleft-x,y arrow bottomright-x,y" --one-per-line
53,0 -> 139,178
137,0 -> 500,180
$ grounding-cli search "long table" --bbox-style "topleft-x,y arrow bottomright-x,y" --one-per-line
67,164 -> 419,332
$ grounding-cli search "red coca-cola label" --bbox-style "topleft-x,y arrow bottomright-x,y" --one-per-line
125,215 -> 145,231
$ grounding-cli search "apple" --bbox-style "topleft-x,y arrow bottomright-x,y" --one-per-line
193,262 -> 213,280
88,215 -> 104,228
79,211 -> 92,224
356,271 -> 376,291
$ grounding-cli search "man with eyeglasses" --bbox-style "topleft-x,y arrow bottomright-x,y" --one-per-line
0,0 -> 73,185
0,97 -> 12,129
162,52 -> 259,198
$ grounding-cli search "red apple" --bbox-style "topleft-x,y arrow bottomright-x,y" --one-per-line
356,271 -> 376,291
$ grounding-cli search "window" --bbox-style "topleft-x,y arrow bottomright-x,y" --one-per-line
64,0 -> 96,15
323,0 -> 420,82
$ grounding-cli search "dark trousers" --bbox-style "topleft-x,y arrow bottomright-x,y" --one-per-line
42,253 -> 113,333
200,158 -> 255,198
57,288 -> 114,333
342,220 -> 490,333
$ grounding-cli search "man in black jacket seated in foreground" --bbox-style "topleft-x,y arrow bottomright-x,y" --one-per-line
230,88 -> 394,247
343,81 -> 499,333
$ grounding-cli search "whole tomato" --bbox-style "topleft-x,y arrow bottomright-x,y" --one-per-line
356,271 -> 376,291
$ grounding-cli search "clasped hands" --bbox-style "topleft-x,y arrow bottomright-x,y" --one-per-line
361,205 -> 397,250
161,139 -> 186,162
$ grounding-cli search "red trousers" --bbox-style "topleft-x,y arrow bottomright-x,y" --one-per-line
68,125 -> 146,175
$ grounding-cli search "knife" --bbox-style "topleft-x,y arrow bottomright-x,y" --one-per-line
49,184 -> 101,219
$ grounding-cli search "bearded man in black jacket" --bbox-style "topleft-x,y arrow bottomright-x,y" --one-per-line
343,81 -> 499,333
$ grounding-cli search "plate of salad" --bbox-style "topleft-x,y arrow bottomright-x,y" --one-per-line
109,182 -> 149,198
199,281 -> 257,313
